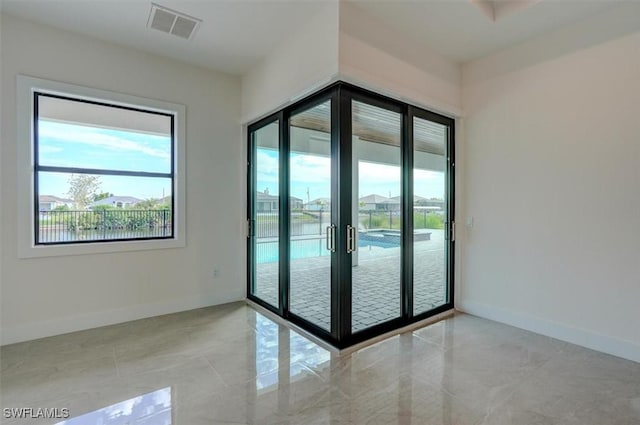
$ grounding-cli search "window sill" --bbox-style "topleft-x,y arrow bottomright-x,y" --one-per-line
18,237 -> 186,259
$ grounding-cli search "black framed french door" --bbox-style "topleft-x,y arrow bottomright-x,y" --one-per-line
248,88 -> 341,344
248,82 -> 454,348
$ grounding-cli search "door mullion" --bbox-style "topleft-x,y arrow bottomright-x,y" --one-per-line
247,130 -> 255,301
335,88 -> 353,342
446,123 -> 455,305
403,106 -> 414,320
279,112 -> 289,317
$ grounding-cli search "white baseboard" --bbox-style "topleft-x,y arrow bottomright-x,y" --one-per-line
457,300 -> 640,363
0,293 -> 244,346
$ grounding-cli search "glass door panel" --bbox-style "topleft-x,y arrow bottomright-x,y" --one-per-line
251,121 -> 280,308
289,100 -> 332,331
351,100 -> 402,332
413,116 -> 448,315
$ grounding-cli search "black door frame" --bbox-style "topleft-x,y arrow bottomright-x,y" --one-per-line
247,81 -> 455,349
247,110 -> 283,316
410,106 -> 456,322
284,88 -> 339,343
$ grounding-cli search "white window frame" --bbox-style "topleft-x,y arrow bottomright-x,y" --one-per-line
17,75 -> 186,258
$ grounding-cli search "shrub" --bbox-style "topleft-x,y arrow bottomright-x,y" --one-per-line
360,212 -> 401,229
414,212 -> 444,229
65,211 -> 99,230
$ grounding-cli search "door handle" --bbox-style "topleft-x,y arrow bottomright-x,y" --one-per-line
346,225 -> 357,253
326,225 -> 336,252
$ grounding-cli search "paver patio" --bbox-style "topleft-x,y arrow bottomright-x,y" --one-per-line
254,229 -> 447,332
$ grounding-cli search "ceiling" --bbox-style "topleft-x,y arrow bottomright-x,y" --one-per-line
0,0 -> 329,74
348,0 -> 628,63
1,0 -> 631,75
290,99 -> 447,156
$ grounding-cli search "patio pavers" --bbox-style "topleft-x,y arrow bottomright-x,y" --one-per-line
254,229 -> 447,333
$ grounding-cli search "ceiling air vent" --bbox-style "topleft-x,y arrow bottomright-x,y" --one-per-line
147,3 -> 201,40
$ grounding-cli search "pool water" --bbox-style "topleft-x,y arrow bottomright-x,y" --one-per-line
256,238 -> 398,264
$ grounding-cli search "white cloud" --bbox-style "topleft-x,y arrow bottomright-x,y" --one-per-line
290,153 -> 331,183
358,161 -> 401,184
414,169 -> 445,199
414,169 -> 440,180
256,150 -> 279,184
256,150 -> 278,174
40,121 -> 170,159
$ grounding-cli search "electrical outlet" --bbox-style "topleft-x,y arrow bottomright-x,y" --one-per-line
213,267 -> 220,278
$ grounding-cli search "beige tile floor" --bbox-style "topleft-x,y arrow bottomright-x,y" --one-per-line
1,302 -> 639,425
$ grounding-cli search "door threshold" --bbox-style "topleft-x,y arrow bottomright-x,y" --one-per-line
246,299 -> 454,355
338,309 -> 455,355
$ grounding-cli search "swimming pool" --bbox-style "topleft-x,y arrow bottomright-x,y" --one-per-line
256,238 -> 399,263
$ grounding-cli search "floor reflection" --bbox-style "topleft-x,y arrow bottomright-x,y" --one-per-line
254,313 -> 331,392
56,387 -> 171,425
289,330 -> 331,372
255,313 -> 280,390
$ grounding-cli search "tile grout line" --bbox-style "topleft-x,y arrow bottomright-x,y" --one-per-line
203,353 -> 233,389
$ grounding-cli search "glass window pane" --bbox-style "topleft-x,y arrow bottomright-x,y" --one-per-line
352,100 -> 402,332
37,95 -> 172,174
37,172 -> 172,244
289,100 -> 332,331
253,121 -> 280,308
413,116 -> 447,315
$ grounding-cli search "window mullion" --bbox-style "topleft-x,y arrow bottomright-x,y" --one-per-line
35,165 -> 173,179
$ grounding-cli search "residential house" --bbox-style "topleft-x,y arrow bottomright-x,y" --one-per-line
306,197 -> 330,211
38,195 -> 73,211
256,191 -> 303,212
359,194 -> 400,211
89,196 -> 142,209
390,195 -> 445,212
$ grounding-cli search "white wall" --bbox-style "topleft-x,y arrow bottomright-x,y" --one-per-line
0,13 -> 4,337
460,19 -> 640,361
240,1 -> 462,121
338,2 -> 462,117
0,15 -> 244,345
241,2 -> 339,123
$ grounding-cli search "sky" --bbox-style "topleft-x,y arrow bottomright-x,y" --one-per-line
38,120 -> 444,203
257,148 -> 445,202
38,120 -> 172,200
